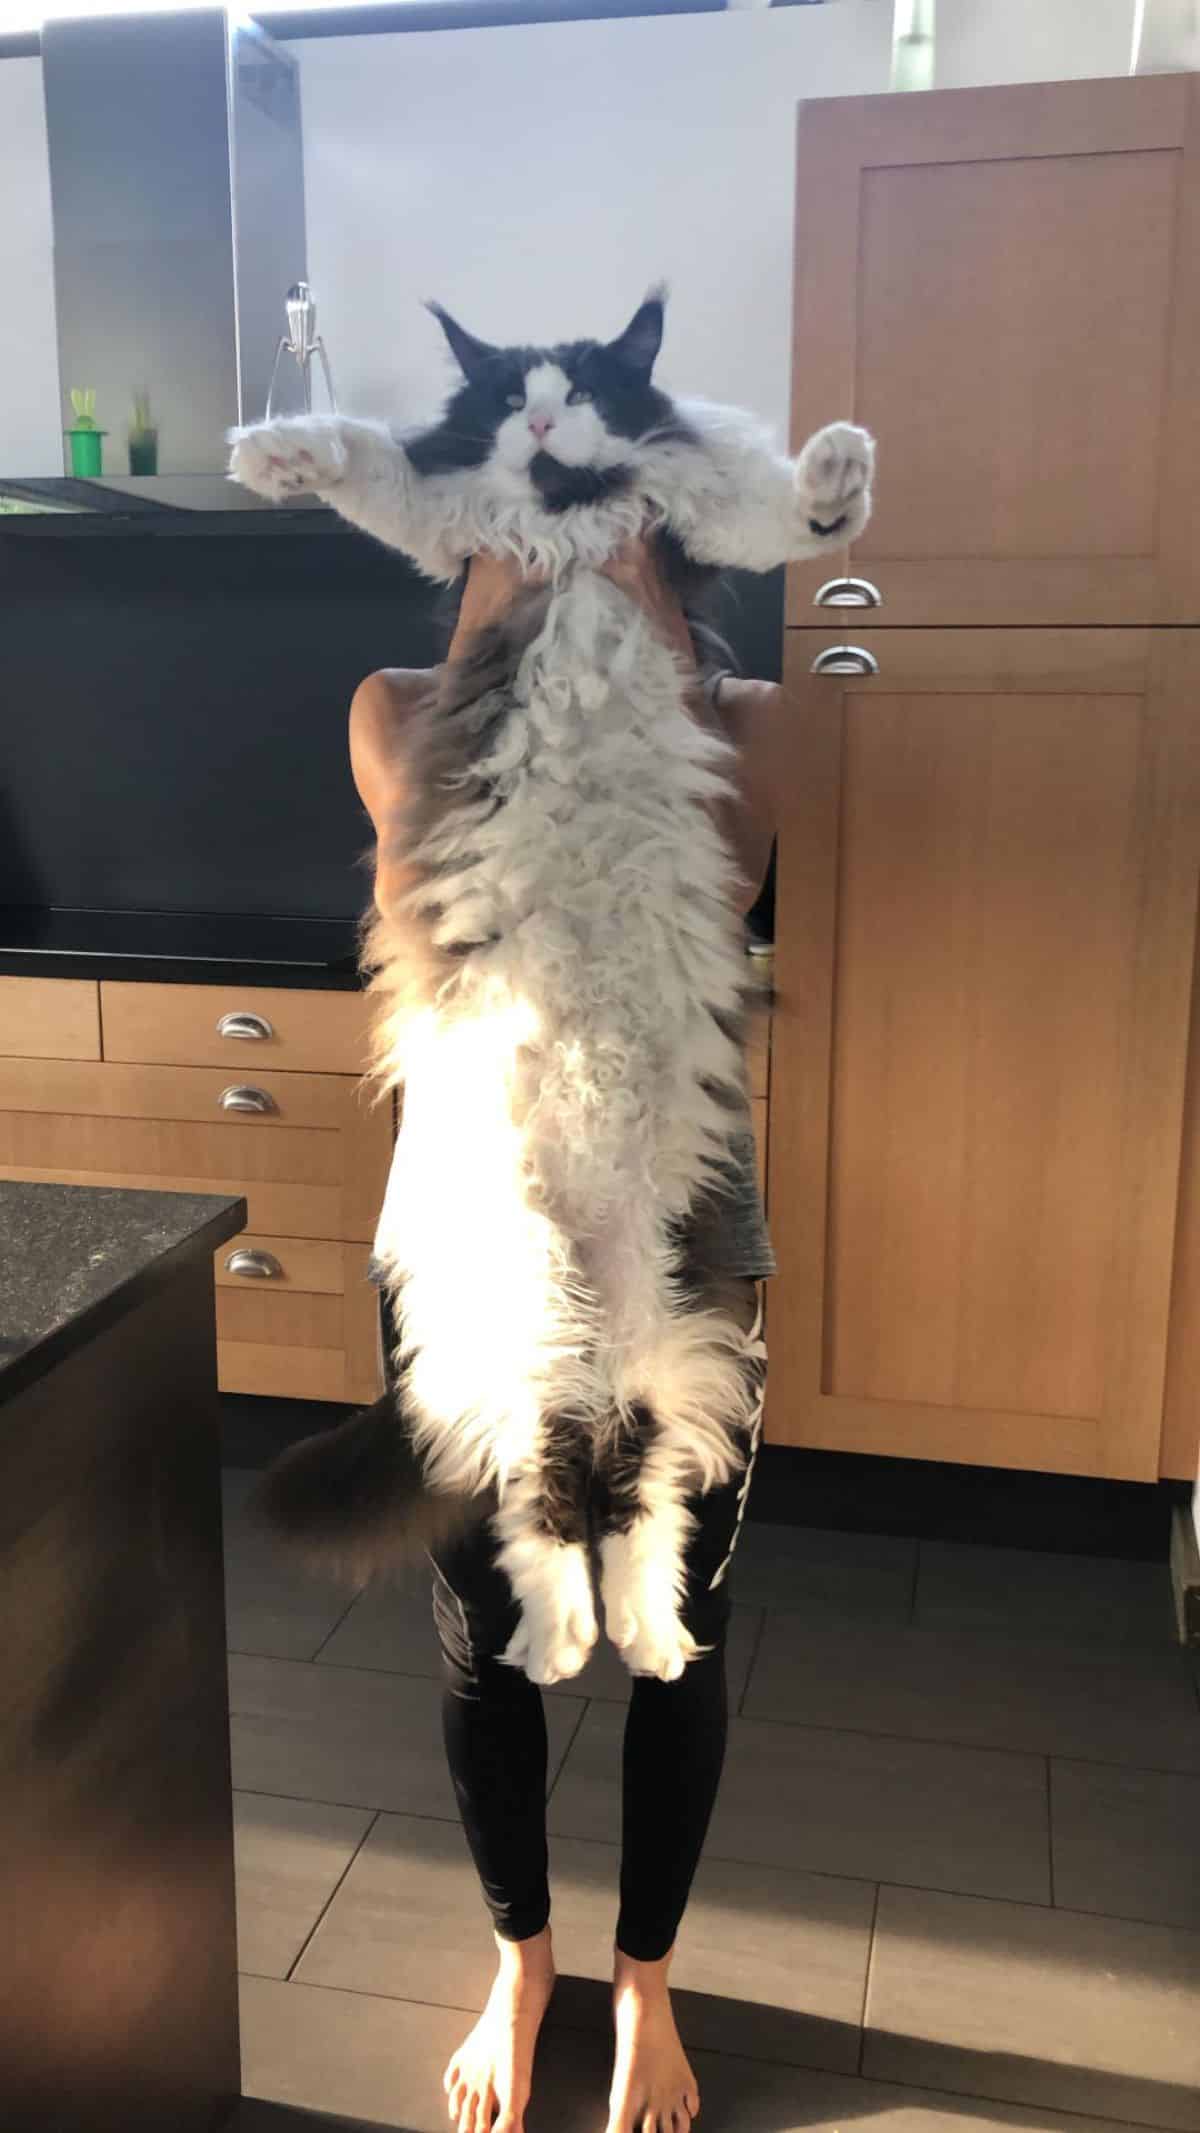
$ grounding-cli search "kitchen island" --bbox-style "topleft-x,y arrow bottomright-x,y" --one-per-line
0,1180 -> 246,2130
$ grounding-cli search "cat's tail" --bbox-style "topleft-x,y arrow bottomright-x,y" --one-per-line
250,1392 -> 483,1586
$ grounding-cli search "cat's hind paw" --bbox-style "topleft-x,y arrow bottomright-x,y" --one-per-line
501,1543 -> 598,1686
227,416 -> 349,502
796,420 -> 875,543
601,1533 -> 700,1684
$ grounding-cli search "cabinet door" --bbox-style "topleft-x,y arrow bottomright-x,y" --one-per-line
766,629 -> 1200,1480
790,76 -> 1200,626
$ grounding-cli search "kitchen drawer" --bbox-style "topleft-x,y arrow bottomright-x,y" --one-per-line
0,1070 -> 392,1240
100,980 -> 373,1075
0,976 -> 100,1060
215,1239 -> 382,1404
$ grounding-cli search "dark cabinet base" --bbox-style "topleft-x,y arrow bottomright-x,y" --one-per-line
0,1267 -> 239,2129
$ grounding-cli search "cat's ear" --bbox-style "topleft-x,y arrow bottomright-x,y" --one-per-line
605,285 -> 666,379
426,302 -> 499,379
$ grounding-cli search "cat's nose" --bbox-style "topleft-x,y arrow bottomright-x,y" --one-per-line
528,413 -> 555,440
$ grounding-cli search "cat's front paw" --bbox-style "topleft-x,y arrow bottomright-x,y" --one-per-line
227,417 -> 349,502
797,420 -> 875,542
501,1545 -> 597,1686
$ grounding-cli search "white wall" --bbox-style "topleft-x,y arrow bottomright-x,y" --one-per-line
935,0 -> 1139,88
0,58 -> 61,475
293,2 -> 894,439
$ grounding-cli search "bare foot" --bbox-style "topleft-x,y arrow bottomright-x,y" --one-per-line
444,1927 -> 556,2133
607,1949 -> 701,2133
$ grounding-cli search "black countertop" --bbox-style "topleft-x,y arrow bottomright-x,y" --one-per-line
0,908 -> 364,988
0,1181 -> 246,1402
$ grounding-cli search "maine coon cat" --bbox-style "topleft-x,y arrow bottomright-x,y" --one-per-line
230,290 -> 874,1685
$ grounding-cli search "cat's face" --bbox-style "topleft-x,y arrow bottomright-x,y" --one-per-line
420,291 -> 679,507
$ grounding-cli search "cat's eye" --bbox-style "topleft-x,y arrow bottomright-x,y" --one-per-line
567,387 -> 593,406
506,392 -> 526,410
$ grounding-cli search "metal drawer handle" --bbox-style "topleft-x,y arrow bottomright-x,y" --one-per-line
810,645 -> 880,677
216,1010 -> 274,1042
219,1084 -> 277,1115
225,1248 -> 283,1281
814,576 -> 882,609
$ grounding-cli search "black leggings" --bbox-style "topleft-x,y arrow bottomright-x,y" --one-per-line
428,1421 -> 760,1963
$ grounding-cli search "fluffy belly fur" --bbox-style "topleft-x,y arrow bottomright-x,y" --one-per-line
370,571 -> 757,1679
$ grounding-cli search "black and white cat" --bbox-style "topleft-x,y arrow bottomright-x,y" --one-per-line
230,291 -> 873,1685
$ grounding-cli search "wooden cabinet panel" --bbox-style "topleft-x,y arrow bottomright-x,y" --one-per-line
215,1241 -> 383,1403
1162,929 -> 1200,1480
789,76 -> 1200,625
100,981 -> 373,1075
751,1096 -> 768,1204
0,977 -> 100,1060
745,1016 -> 770,1100
766,629 -> 1200,1479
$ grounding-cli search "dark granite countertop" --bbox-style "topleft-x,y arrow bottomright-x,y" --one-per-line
0,908 -> 364,989
0,1182 -> 246,1403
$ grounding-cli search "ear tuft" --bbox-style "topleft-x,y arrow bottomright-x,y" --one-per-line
425,301 -> 499,380
605,288 -> 667,379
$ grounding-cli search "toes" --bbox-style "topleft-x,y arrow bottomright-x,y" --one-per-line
685,2087 -> 701,2117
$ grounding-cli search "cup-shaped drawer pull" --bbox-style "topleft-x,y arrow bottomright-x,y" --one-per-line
225,1248 -> 283,1281
217,1010 -> 274,1042
814,576 -> 882,609
809,644 -> 880,677
218,1084 -> 277,1115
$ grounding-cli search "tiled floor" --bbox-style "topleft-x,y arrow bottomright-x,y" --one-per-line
222,1470 -> 1200,2133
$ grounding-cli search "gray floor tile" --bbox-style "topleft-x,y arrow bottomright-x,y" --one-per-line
223,1473 -> 354,1662
915,1542 -> 1174,1647
240,1973 -> 1169,2133
298,1812 -> 873,2074
1050,1759 -> 1200,1930
735,1522 -> 917,1619
295,1811 -> 496,2007
229,1653 -> 584,1817
233,2103 -> 374,2133
534,2030 -> 1173,2133
572,1845 -> 875,2073
318,1580 -> 761,1706
315,1577 -> 442,1678
744,1616 -> 1200,1769
549,1703 -> 1050,1902
240,1972 -> 470,2130
233,1792 -> 375,1980
865,1884 -> 1200,2131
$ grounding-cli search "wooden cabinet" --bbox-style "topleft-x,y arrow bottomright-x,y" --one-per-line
790,77 -> 1200,628
767,630 -> 1200,1479
0,984 -> 390,1404
0,976 -> 101,1060
772,73 -> 1200,1480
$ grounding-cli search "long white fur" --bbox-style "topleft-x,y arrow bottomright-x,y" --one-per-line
230,372 -> 873,1684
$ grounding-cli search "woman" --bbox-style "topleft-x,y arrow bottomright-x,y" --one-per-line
349,537 -> 781,2133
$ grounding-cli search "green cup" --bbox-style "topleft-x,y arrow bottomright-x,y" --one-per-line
66,428 -> 106,477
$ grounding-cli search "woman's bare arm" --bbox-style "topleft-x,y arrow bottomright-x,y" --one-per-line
348,548 -> 782,920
